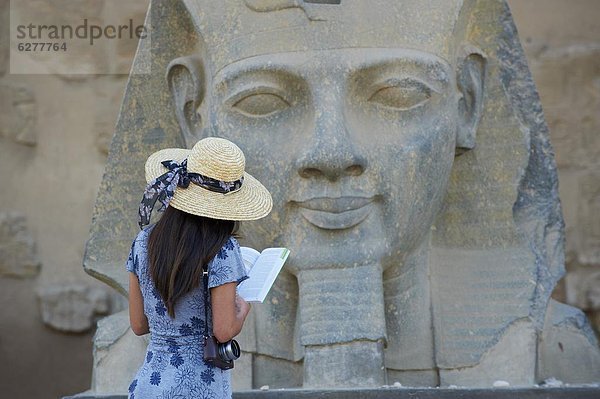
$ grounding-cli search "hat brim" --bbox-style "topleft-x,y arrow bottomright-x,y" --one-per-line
145,148 -> 273,221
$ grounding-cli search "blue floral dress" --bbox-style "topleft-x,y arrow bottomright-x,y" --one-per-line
126,224 -> 248,399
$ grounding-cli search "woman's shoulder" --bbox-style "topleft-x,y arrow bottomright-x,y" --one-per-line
141,223 -> 156,236
216,236 -> 240,259
126,225 -> 154,274
228,235 -> 240,248
208,235 -> 248,287
130,224 -> 155,254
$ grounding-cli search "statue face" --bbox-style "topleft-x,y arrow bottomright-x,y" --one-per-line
205,48 -> 459,271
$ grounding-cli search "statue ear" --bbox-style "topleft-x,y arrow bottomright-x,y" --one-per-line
166,56 -> 205,145
455,45 -> 486,155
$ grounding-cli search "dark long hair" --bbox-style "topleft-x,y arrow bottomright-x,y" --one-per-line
147,205 -> 238,318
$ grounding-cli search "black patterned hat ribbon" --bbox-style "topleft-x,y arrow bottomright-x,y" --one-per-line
138,159 -> 244,229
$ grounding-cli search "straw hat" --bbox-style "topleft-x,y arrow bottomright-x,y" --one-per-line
142,137 -> 272,222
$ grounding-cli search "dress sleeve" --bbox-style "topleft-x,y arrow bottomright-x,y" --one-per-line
125,238 -> 138,276
208,237 -> 249,288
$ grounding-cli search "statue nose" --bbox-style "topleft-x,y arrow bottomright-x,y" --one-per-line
296,107 -> 367,181
297,148 -> 366,181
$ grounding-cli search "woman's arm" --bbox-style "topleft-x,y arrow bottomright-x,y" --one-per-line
129,272 -> 150,335
210,282 -> 251,342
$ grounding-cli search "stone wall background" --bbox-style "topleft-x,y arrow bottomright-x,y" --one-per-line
508,0 -> 600,337
0,0 -> 147,398
0,1 -> 597,397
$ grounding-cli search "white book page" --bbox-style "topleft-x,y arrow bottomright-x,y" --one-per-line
240,246 -> 260,274
237,248 -> 289,303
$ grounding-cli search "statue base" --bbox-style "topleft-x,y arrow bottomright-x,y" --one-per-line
65,386 -> 600,399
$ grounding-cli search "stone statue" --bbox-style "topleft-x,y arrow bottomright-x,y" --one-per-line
84,0 -> 600,392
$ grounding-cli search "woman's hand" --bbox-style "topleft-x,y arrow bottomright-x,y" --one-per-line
211,283 -> 251,342
235,294 -> 251,320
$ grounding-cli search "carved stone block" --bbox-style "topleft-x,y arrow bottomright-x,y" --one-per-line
37,283 -> 109,332
528,45 -> 600,170
91,310 -> 148,394
0,84 -> 37,146
538,300 -> 600,384
439,320 -> 537,387
0,211 -> 40,278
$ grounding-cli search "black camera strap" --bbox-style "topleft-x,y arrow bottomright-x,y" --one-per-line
202,262 -> 209,339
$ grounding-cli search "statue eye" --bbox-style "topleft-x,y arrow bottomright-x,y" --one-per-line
368,79 -> 432,110
232,92 -> 290,117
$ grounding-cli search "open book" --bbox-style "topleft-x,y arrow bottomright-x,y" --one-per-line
237,247 -> 290,303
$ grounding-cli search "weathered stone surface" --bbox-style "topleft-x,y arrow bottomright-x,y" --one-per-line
439,319 -> 537,387
384,239 -> 434,377
430,247 -> 537,369
526,45 -> 600,171
251,354 -> 302,390
84,0 -> 600,392
538,299 -> 600,384
92,310 -> 148,394
93,79 -> 128,155
37,283 -> 109,332
589,312 -> 600,342
304,340 -> 386,388
522,42 -> 600,343
0,83 -> 37,146
576,172 -> 600,266
83,0 -> 192,296
525,45 -> 600,300
107,3 -> 150,75
508,0 -> 600,343
565,267 -> 600,312
0,0 -> 8,76
555,169 -> 581,265
0,211 -> 40,278
230,351 -> 253,391
386,370 -> 438,388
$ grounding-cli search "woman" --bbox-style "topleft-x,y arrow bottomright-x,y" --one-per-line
126,137 -> 273,398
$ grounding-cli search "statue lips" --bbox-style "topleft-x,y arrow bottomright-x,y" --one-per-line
295,196 -> 375,230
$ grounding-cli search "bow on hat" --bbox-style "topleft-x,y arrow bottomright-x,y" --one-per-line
138,159 -> 244,229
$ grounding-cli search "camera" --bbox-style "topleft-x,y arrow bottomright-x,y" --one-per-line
203,335 -> 240,370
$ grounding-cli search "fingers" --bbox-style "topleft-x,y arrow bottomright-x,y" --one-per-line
235,295 -> 251,319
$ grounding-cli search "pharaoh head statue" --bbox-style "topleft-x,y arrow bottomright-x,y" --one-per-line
85,0 -> 600,390
165,0 -> 485,272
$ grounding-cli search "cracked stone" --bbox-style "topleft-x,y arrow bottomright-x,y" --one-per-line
37,283 -> 110,333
